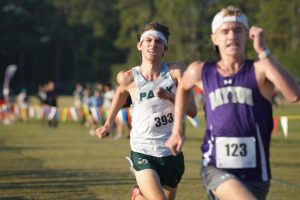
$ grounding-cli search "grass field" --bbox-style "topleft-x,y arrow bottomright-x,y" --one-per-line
1,103 -> 300,199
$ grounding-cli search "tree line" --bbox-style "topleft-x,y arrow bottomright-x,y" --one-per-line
0,0 -> 299,94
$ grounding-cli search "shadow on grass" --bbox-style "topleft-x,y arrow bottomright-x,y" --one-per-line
272,178 -> 300,189
0,169 -> 135,189
272,161 -> 300,168
0,169 -> 135,199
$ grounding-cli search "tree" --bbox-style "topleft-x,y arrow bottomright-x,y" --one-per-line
256,0 -> 300,77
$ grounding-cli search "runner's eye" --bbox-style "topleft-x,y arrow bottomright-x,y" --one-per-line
234,27 -> 243,33
220,29 -> 228,35
155,39 -> 164,44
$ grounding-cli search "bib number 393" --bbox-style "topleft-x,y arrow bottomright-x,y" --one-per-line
154,113 -> 173,127
216,137 -> 256,168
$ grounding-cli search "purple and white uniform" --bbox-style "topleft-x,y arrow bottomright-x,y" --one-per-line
201,60 -> 273,182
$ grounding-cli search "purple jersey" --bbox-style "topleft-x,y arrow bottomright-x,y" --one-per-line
201,60 -> 273,182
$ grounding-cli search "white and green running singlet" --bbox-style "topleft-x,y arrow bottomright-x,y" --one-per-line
130,63 -> 176,157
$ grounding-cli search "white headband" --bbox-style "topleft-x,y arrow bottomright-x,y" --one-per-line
140,30 -> 168,46
211,11 -> 249,33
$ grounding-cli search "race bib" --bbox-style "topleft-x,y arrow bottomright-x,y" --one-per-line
150,111 -> 174,132
216,137 -> 256,168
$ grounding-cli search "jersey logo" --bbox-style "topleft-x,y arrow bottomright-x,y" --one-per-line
209,86 -> 254,110
139,85 -> 173,101
137,158 -> 148,164
224,79 -> 232,85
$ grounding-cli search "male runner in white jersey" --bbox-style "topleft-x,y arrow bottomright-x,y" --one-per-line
166,5 -> 300,200
95,22 -> 197,200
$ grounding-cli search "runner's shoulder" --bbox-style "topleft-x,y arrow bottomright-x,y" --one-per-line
117,69 -> 134,86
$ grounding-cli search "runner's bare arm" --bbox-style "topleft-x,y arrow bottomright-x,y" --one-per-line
95,70 -> 133,139
250,26 -> 300,103
169,62 -> 198,118
173,61 -> 204,133
166,61 -> 204,155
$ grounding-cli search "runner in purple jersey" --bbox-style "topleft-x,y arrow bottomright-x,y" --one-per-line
166,5 -> 300,200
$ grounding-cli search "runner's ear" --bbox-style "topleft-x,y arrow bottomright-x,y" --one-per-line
137,42 -> 142,50
211,33 -> 217,46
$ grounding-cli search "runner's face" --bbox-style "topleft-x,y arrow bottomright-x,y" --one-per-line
212,22 -> 247,57
137,34 -> 166,60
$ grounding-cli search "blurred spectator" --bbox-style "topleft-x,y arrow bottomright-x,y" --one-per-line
37,84 -> 47,105
45,81 -> 58,127
16,88 -> 30,122
73,83 -> 83,108
85,82 -> 93,97
102,83 -> 115,109
0,91 -> 4,123
87,89 -> 102,135
45,81 -> 57,107
82,88 -> 90,106
103,83 -> 124,140
1,88 -> 16,125
95,81 -> 104,107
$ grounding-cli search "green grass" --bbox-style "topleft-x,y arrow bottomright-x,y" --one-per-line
0,104 -> 300,199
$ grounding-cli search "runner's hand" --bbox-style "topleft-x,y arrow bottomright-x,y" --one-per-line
155,87 -> 174,101
249,26 -> 267,54
95,125 -> 110,139
165,129 -> 184,156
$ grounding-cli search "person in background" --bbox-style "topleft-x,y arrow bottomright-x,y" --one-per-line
45,81 -> 58,127
102,83 -> 124,140
16,88 -> 29,122
73,83 -> 85,123
82,87 -> 91,128
96,81 -> 104,107
102,83 -> 115,110
87,89 -> 102,135
37,84 -> 47,105
0,91 -> 5,123
73,83 -> 83,109
166,5 -> 300,200
1,88 -> 16,125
